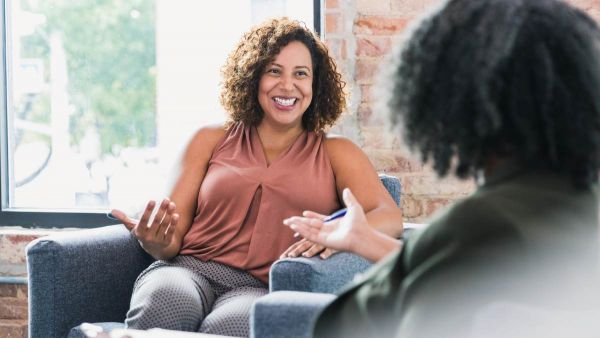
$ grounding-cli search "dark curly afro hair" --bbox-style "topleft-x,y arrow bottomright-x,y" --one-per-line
220,17 -> 346,132
386,0 -> 600,188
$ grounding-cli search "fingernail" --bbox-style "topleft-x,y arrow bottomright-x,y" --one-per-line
293,232 -> 300,238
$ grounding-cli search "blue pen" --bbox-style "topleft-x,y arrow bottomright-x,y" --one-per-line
323,208 -> 347,222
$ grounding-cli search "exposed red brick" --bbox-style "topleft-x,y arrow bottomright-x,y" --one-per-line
393,155 -> 423,172
0,298 -> 28,320
356,37 -> 392,57
326,12 -> 343,35
0,285 -> 27,299
325,0 -> 340,9
355,16 -> 411,35
360,85 -> 373,103
423,198 -> 456,218
362,134 -> 385,154
355,59 -> 380,83
6,235 -> 39,245
390,0 -> 440,14
401,195 -> 423,218
0,319 -> 28,338
357,103 -> 373,122
325,38 -> 347,60
401,173 -> 475,196
357,0 -> 391,13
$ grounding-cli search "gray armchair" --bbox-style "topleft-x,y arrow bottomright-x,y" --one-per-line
26,174 -> 401,338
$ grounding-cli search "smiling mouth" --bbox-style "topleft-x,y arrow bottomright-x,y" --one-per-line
273,97 -> 297,107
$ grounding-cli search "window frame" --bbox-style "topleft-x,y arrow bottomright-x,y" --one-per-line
0,0 -> 323,228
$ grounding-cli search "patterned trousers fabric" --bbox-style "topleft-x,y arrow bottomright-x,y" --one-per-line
125,255 -> 268,337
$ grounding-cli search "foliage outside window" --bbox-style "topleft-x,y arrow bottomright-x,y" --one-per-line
4,0 -> 318,227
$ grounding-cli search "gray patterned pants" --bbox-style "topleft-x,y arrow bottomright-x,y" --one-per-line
125,255 -> 268,337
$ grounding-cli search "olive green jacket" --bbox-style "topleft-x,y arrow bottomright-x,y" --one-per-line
314,168 -> 599,338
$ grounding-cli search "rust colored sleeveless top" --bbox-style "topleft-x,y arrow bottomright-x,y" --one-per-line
179,122 -> 340,283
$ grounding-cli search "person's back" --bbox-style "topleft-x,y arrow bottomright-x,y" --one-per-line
395,167 -> 600,337
312,166 -> 599,338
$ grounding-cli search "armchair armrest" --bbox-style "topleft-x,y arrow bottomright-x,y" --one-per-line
269,252 -> 371,293
26,224 -> 154,338
251,291 -> 335,338
269,174 -> 402,294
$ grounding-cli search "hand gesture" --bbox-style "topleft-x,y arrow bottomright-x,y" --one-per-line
283,188 -> 369,253
110,198 -> 179,257
279,237 -> 338,259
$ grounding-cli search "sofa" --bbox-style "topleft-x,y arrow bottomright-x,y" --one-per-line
26,174 -> 402,338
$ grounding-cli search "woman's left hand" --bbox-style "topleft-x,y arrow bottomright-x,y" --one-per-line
280,237 -> 338,259
284,188 -> 370,254
284,188 -> 401,262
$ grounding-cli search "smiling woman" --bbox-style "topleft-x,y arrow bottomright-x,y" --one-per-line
105,17 -> 403,337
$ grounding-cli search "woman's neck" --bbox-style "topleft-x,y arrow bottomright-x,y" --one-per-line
256,121 -> 304,150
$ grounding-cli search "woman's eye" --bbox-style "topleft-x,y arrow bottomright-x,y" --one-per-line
268,68 -> 280,74
296,71 -> 307,77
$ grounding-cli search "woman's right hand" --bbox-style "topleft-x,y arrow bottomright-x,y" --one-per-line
110,198 -> 180,259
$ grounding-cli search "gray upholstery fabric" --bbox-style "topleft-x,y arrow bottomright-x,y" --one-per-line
26,225 -> 153,338
251,291 -> 335,338
379,173 -> 402,206
269,253 -> 371,293
27,175 -> 401,338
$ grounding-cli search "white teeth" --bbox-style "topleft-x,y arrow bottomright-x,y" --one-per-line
274,97 -> 296,106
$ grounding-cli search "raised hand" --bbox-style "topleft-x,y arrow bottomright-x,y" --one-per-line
283,188 -> 369,254
110,198 -> 180,259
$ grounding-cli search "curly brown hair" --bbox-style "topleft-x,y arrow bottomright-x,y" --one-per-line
220,17 -> 346,132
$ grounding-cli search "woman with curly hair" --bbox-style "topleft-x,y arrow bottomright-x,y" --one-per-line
285,0 -> 600,336
109,17 -> 402,336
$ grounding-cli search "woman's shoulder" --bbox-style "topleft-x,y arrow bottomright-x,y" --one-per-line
182,122 -> 228,160
189,123 -> 227,147
323,133 -> 361,154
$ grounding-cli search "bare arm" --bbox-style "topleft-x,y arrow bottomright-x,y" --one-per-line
111,124 -> 226,260
325,135 -> 403,237
281,136 -> 404,260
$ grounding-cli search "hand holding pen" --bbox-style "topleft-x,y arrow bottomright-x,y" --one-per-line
323,208 -> 347,222
283,188 -> 370,253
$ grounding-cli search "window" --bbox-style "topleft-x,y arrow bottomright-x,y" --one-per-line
1,0 -> 321,227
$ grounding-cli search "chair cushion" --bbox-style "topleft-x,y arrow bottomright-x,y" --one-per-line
251,291 -> 335,338
269,252 -> 371,293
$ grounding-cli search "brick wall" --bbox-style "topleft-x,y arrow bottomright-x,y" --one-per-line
0,284 -> 28,338
0,230 -> 49,338
325,0 -> 600,223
